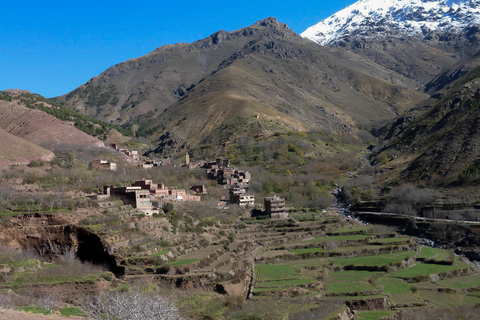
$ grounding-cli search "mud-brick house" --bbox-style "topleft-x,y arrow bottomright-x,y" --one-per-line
216,157 -> 230,168
103,186 -> 152,211
132,179 -> 200,201
230,170 -> 251,187
91,159 -> 116,171
190,185 -> 207,194
229,187 -> 255,207
132,179 -> 169,196
264,195 -> 288,219
120,149 -> 140,160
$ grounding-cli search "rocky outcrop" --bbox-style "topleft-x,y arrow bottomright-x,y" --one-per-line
0,213 -> 124,275
346,297 -> 390,311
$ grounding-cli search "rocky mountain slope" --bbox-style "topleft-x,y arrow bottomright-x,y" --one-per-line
145,18 -> 427,155
56,23 -> 274,123
302,0 -> 480,85
56,18 -> 427,156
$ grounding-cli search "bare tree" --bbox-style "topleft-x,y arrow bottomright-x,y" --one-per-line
37,292 -> 60,315
31,286 -> 60,315
84,290 -> 183,320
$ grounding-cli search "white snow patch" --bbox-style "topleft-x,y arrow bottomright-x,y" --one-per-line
302,0 -> 480,45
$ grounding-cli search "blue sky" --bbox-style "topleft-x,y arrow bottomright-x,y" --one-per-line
1,1 -> 356,98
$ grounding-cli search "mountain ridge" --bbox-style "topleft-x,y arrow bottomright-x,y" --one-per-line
140,18 -> 427,156
371,64 -> 480,187
54,17 -> 427,157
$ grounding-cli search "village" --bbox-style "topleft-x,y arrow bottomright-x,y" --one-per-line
89,145 -> 288,220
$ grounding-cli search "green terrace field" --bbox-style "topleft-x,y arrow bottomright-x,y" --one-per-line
357,310 -> 396,320
437,274 -> 480,290
392,257 -> 469,279
325,271 -> 381,295
169,259 -> 200,267
0,259 -> 113,288
307,234 -> 370,243
378,276 -> 411,294
368,237 -> 411,244
249,214 -> 480,317
327,225 -> 370,235
417,246 -> 453,262
333,251 -> 416,267
291,248 -> 326,254
133,250 -> 170,259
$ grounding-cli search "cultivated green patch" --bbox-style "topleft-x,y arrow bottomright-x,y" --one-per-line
307,234 -> 370,244
437,275 -> 480,290
169,259 -> 200,267
392,259 -> 469,278
333,251 -> 416,267
60,307 -> 87,317
256,278 -> 317,288
357,310 -> 396,320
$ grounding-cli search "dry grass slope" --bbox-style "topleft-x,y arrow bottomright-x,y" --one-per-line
0,129 -> 54,166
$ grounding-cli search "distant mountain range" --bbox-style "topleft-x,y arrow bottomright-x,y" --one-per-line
300,0 -> 480,186
7,0 -> 479,188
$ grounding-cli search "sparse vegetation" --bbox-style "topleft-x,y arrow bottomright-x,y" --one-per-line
2,59 -> 480,320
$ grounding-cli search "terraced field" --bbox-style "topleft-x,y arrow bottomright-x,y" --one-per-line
114,210 -> 480,319
245,212 -> 480,318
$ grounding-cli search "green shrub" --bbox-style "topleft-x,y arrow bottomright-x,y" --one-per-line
27,160 -> 44,167
100,272 -> 114,281
162,203 -> 174,213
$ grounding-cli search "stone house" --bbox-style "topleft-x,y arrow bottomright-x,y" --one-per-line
132,180 -> 200,201
103,186 -> 152,211
264,195 -> 288,219
229,187 -> 255,207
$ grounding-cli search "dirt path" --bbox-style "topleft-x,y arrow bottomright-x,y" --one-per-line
0,308 -> 79,320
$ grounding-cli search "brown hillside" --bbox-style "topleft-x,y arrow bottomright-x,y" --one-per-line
0,101 -> 104,149
56,18 -> 426,130
56,23 -> 271,123
146,18 -> 427,155
0,129 -> 54,166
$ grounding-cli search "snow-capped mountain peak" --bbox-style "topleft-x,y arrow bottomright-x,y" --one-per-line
302,0 -> 480,45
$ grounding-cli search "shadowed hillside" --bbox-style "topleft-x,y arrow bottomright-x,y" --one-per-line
372,64 -> 480,187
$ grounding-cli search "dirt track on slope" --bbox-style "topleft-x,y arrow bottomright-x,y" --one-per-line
0,308 -> 79,320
